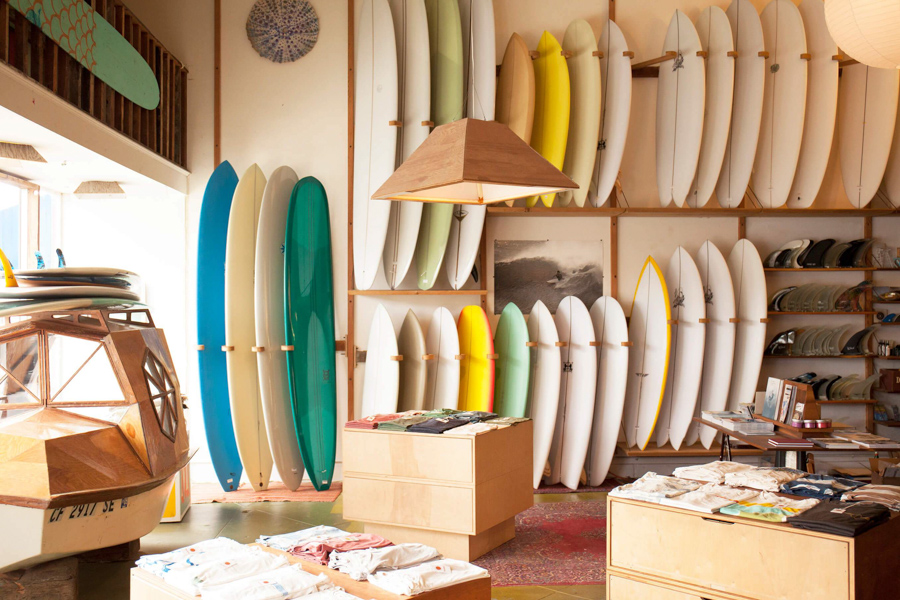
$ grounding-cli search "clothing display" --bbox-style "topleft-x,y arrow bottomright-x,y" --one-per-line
451,411 -> 498,423
136,537 -> 245,578
723,467 -> 806,492
377,415 -> 430,431
449,422 -> 510,435
672,461 -> 755,484
257,526 -> 350,553
780,474 -> 866,500
485,416 -> 530,426
609,472 -> 702,503
290,533 -> 393,565
694,483 -> 762,504
344,413 -> 404,429
200,565 -> 333,600
407,417 -> 469,434
719,491 -> 819,523
659,490 -> 741,513
841,484 -> 900,511
160,546 -> 289,595
788,499 -> 891,537
327,543 -> 441,581
302,591 -> 364,600
367,559 -> 490,596
422,408 -> 462,418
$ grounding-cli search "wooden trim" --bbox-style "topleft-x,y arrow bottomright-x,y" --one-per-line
214,0 -> 222,166
0,170 -> 39,190
347,0 -> 356,420
631,51 -> 677,70
349,289 -> 488,296
610,215 -> 618,298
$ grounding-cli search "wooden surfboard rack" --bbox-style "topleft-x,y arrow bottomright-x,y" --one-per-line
486,353 -> 499,360
281,345 -> 295,351
589,341 -> 601,347
525,341 -> 538,347
422,354 -> 436,361
389,355 -> 403,361
621,341 -> 634,347
221,345 -> 234,352
251,346 -> 265,352
555,341 -> 568,347
454,354 -> 466,360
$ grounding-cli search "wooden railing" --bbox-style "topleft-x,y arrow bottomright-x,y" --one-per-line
0,0 -> 187,168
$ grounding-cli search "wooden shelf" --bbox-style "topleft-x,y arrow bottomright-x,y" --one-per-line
618,207 -> 759,217
814,399 -> 878,405
767,311 -> 876,315
484,206 -> 900,218
876,421 -> 900,427
755,207 -> 898,217
349,289 -> 488,296
764,267 -> 877,272
616,441 -> 764,457
486,206 -> 624,217
875,355 -> 900,360
764,354 -> 874,359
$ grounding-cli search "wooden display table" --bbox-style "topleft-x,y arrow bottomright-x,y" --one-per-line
342,421 -> 533,561
606,495 -> 900,600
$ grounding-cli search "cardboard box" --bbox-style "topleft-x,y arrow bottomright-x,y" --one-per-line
869,457 -> 900,485
880,369 -> 900,393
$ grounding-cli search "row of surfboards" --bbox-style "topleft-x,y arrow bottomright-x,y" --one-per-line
196,162 -> 337,493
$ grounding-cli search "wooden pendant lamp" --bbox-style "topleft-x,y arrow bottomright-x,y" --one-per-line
372,118 -> 578,205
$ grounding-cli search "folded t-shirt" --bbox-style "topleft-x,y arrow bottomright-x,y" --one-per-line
200,565 -> 333,600
257,526 -> 349,552
328,543 -> 441,581
672,461 -> 755,484
136,537 -> 245,578
345,413 -> 403,429
788,499 -> 891,537
694,483 -> 762,504
723,467 -> 806,492
659,490 -> 740,514
485,416 -> 530,426
289,533 -> 393,565
719,492 -> 819,523
609,472 -> 702,503
162,546 -> 289,595
377,415 -> 430,431
449,422 -> 510,435
408,417 -> 468,434
841,484 -> 900,511
780,474 -> 865,500
303,591 -> 367,600
451,411 -> 498,423
367,559 -> 489,595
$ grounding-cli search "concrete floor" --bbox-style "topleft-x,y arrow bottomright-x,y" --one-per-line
79,491 -> 607,600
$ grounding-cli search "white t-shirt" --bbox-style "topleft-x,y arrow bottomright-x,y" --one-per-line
328,543 -> 441,581
162,546 -> 289,595
136,538 -> 245,578
609,472 -> 702,503
257,526 -> 349,552
695,483 -> 764,503
673,461 -> 755,484
659,490 -> 743,513
200,565 -> 333,600
303,591 -> 365,600
367,559 -> 489,595
723,467 -> 806,492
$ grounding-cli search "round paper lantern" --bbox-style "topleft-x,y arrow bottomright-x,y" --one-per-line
825,0 -> 900,69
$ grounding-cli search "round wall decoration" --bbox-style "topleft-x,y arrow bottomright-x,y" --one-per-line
246,0 -> 319,63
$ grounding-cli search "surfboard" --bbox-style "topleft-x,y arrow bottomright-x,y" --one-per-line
547,296 -> 597,490
354,0 -> 398,291
383,0 -> 430,289
839,64 -> 900,208
0,297 -> 145,319
717,0 -> 765,208
559,19 -> 601,208
14,268 -> 142,293
361,304 -> 400,417
496,33 -> 535,145
9,0 -> 159,109
623,257 -> 671,450
423,306 -> 460,410
882,82 -> 900,205
656,247 -> 706,450
752,0 -> 807,209
586,296 -> 629,487
527,300 -> 561,488
417,0 -> 463,290
528,31 -> 570,208
397,309 -> 427,411
0,286 -> 140,300
284,176 -> 338,492
787,0 -> 839,209
656,11 -> 705,208
196,161 -> 243,492
689,6 -> 734,209
254,166 -> 304,492
225,164 -> 273,492
457,305 -> 494,411
726,239 -> 768,411
493,302 -> 530,418
589,20 -> 631,208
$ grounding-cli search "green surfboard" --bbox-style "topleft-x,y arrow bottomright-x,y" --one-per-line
284,176 -> 336,492
11,0 -> 160,109
493,303 -> 531,417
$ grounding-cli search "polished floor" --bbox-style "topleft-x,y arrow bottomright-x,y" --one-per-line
79,491 -> 607,600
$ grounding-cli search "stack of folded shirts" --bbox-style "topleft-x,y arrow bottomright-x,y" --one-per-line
452,411 -> 498,423
407,417 -> 468,434
449,422 -> 509,435
723,467 -> 806,492
289,533 -> 393,565
485,416 -> 530,426
377,415 -> 431,431
609,472 -> 702,503
136,537 -> 245,577
779,474 -> 865,500
367,559 -> 489,595
841,484 -> 900,511
328,543 -> 441,581
201,565 -> 333,600
788,499 -> 891,536
719,491 -> 819,522
422,408 -> 461,418
257,526 -> 349,552
660,483 -> 760,514
345,413 -> 403,429
303,591 -> 363,600
672,461 -> 755,484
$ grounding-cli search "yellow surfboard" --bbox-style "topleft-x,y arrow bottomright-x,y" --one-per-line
457,305 -> 495,412
528,31 -> 570,208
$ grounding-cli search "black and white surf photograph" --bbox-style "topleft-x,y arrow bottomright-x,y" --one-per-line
494,239 -> 604,314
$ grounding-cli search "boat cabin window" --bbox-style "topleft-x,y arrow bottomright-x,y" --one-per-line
47,334 -> 125,404
143,350 -> 178,441
0,334 -> 42,407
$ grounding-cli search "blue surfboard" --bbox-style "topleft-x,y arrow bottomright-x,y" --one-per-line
197,161 -> 243,491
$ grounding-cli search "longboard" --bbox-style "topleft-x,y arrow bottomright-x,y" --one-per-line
528,31 -> 570,208
527,300 -> 561,488
423,306 -> 460,410
726,239 -> 767,411
14,268 -> 142,293
493,302 -> 530,418
0,285 -> 139,300
397,309 -> 427,411
457,305 -> 494,411
361,304 -> 400,417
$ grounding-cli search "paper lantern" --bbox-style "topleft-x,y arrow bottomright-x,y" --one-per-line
825,0 -> 900,68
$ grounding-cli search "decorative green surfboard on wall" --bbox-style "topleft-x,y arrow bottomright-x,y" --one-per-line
10,0 -> 160,109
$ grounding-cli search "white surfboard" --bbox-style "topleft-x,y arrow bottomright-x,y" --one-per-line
354,0 -> 398,290
726,239 -> 768,411
623,257 -> 671,450
560,18 -> 601,208
586,296 -> 628,487
0,286 -> 139,300
424,306 -> 460,410
656,11 -> 705,208
527,300 -> 561,489
547,296 -> 597,490
839,64 -> 900,208
684,241 -> 736,449
688,7 -> 734,209
383,0 -> 430,289
361,304 -> 400,417
397,309 -> 427,411
589,20 -> 631,207
717,0 -> 765,208
751,0 -> 807,209
444,0 -> 494,290
655,247 -> 706,450
225,164 -> 273,492
787,0 -> 839,208
254,166 -> 305,492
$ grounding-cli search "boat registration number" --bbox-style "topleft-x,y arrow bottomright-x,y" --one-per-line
48,498 -> 130,523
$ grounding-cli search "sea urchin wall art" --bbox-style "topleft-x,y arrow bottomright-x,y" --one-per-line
246,0 -> 319,63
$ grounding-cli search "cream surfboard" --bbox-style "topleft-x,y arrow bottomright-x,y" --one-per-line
688,6 -> 734,208
656,10 -> 705,208
717,0 -> 765,208
589,20 -> 631,207
726,239 -> 768,411
496,33 -> 535,145
559,19 -> 601,208
884,92 -> 900,205
362,304 -> 400,417
225,164 -> 273,491
423,306 -> 460,410
0,286 -> 139,300
529,31 -> 570,208
547,296 -> 597,490
354,0 -> 398,290
527,300 -> 561,488
397,309 -> 427,411
839,64 -> 900,208
787,0 -> 839,208
254,166 -> 305,491
586,297 -> 628,487
383,0 -> 430,289
751,0 -> 807,209
656,247 -> 706,450
623,257 -> 671,450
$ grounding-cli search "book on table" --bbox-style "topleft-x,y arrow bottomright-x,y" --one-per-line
762,377 -> 783,421
768,437 -> 815,448
809,437 -> 859,450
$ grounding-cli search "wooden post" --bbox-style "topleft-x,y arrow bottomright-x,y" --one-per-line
609,0 -> 615,22
479,222 -> 488,311
214,0 -> 222,166
863,216 -> 874,432
347,0 -> 356,421
737,216 -> 746,240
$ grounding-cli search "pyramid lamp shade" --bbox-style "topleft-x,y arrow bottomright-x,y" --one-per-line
372,119 -> 578,205
825,0 -> 900,69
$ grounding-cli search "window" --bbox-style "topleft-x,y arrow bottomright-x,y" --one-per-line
0,182 -> 23,269
0,334 -> 42,407
47,333 -> 125,403
143,350 -> 178,441
0,180 -> 59,270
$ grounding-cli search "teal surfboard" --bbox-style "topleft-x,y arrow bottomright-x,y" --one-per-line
284,176 -> 336,492
493,302 -> 531,417
10,0 -> 160,109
